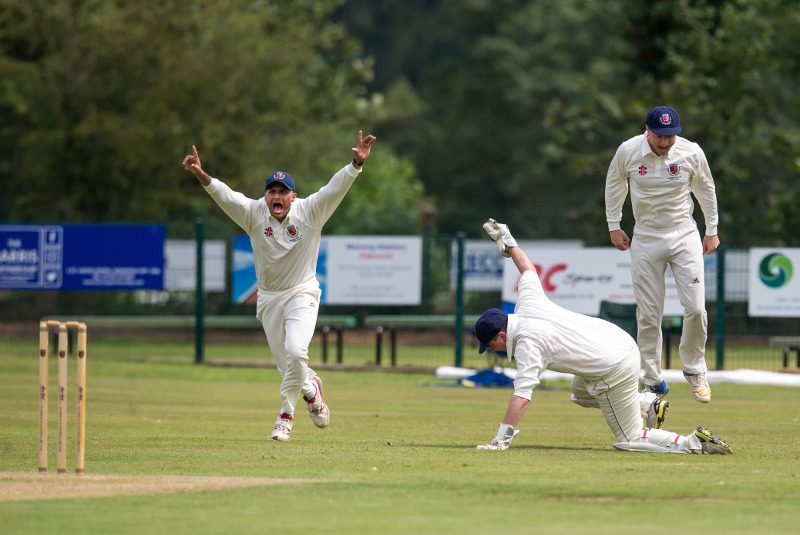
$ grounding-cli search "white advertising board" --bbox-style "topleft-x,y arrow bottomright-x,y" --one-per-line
164,240 -> 226,292
458,239 -> 583,291
325,236 -> 422,305
748,248 -> 800,317
500,245 -> 681,316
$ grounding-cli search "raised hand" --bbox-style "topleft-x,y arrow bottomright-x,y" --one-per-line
182,145 -> 211,186
352,130 -> 377,164
482,218 -> 517,257
182,145 -> 202,173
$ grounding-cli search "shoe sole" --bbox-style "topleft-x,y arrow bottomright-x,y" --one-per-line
270,427 -> 291,442
684,373 -> 711,403
695,427 -> 733,455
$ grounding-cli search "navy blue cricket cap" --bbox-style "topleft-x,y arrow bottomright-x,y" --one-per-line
264,171 -> 296,192
645,106 -> 681,135
475,308 -> 508,354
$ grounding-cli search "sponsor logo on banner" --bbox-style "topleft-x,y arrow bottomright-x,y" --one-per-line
758,253 -> 793,288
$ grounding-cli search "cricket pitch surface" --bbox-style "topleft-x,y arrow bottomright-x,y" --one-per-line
0,471 -> 318,502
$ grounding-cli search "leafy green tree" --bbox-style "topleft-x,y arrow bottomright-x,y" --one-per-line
337,0 -> 800,246
325,149 -> 423,234
0,0 -> 423,236
649,0 -> 800,246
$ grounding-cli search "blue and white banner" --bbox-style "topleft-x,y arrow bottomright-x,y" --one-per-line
232,235 -> 261,304
232,235 -> 421,305
456,239 -> 584,291
0,224 -> 165,290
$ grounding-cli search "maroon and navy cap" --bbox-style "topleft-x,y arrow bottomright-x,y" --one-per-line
645,106 -> 681,136
265,171 -> 296,192
475,308 -> 508,354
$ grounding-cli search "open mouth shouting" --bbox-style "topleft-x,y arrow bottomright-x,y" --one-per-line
265,185 -> 296,222
646,131 -> 676,157
270,199 -> 286,218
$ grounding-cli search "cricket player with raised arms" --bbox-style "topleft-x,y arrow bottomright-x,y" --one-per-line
182,130 -> 376,442
474,219 -> 732,455
605,106 -> 719,402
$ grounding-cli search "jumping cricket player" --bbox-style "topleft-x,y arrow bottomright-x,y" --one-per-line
605,106 -> 719,402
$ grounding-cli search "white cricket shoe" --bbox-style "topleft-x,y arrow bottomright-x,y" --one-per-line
270,412 -> 294,442
684,372 -> 711,403
304,376 -> 330,428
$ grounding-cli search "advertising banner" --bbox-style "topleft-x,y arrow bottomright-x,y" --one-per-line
232,235 -> 421,305
0,224 -> 165,290
232,235 -> 259,304
164,240 -> 226,292
458,239 -> 583,291
325,236 -> 421,305
748,248 -> 800,317
500,245 -> 681,316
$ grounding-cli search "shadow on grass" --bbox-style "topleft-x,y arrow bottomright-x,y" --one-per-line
395,443 -> 607,452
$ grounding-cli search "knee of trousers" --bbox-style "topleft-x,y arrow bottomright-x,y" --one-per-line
284,343 -> 310,363
636,318 -> 662,333
682,305 -> 707,322
283,354 -> 310,383
569,394 -> 599,409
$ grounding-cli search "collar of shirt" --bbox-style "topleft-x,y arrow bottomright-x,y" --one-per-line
638,132 -> 660,159
268,212 -> 293,226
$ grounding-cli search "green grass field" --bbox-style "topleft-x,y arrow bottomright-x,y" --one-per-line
1,338 -> 799,534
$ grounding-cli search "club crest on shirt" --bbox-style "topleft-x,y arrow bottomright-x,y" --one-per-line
667,162 -> 680,179
285,224 -> 302,243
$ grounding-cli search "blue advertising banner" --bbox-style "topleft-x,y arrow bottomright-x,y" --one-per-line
0,224 -> 165,290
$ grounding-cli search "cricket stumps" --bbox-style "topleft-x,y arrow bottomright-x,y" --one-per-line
38,320 -> 88,475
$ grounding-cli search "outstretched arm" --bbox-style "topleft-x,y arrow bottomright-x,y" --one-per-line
182,145 -> 212,187
507,245 -> 534,275
477,396 -> 529,451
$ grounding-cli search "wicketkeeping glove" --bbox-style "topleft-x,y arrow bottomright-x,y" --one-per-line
482,218 -> 518,258
476,422 -> 520,451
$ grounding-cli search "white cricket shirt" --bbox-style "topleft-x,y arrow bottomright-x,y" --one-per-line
505,270 -> 638,400
204,163 -> 361,293
605,133 -> 718,235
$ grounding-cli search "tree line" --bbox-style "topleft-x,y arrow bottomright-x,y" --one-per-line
2,0 -> 798,246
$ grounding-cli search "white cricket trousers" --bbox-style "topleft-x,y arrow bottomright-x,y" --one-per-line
630,223 -> 708,386
570,348 -> 701,453
257,285 -> 321,416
